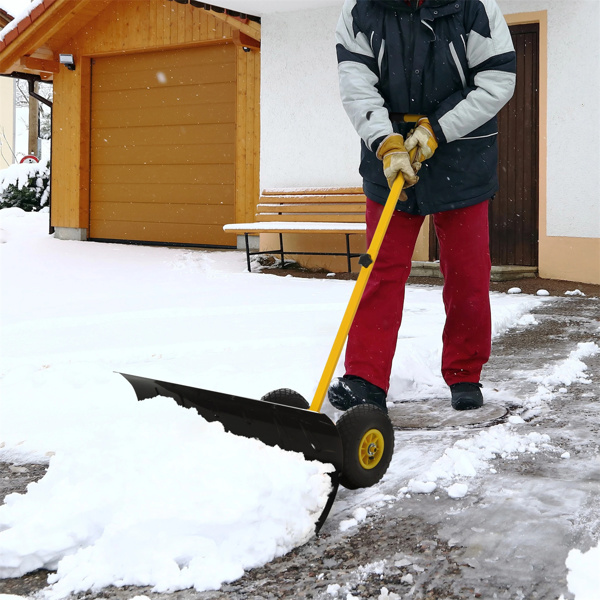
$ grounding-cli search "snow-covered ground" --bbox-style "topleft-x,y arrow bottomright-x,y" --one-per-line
0,208 -> 598,599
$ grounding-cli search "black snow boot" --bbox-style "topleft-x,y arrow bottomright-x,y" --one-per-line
328,375 -> 388,414
450,382 -> 483,411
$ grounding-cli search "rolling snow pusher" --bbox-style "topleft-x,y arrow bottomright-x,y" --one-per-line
122,118 -> 421,531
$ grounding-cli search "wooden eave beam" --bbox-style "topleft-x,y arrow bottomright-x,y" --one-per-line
232,30 -> 260,50
0,0 -> 105,74
20,55 -> 59,74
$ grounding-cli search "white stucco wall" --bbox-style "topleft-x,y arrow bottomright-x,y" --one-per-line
0,76 -> 15,168
260,0 -> 599,240
260,2 -> 358,189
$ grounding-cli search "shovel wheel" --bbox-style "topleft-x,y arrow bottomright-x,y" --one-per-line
337,404 -> 394,490
261,388 -> 310,409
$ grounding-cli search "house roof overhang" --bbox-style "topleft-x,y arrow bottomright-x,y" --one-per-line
0,8 -> 13,29
0,0 -> 261,80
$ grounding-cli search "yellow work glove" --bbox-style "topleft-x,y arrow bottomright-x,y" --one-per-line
404,117 -> 438,167
376,133 -> 420,190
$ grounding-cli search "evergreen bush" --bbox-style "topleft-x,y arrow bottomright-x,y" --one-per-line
0,161 -> 50,212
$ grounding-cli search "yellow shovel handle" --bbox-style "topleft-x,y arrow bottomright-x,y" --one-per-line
309,171 -> 408,413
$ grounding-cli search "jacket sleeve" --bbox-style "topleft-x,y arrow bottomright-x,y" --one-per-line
429,0 -> 517,144
336,0 -> 393,153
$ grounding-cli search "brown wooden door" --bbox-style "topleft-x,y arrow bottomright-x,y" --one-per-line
430,23 -> 539,266
493,23 -> 539,266
89,45 -> 236,246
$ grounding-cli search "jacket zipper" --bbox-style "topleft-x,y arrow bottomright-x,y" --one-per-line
407,10 -> 417,109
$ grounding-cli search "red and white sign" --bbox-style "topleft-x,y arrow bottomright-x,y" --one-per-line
20,155 -> 40,164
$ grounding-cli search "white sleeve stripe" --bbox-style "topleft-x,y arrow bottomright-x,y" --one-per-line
439,70 -> 516,142
450,41 -> 467,88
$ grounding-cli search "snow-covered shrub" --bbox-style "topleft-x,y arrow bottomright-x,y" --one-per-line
0,161 -> 50,212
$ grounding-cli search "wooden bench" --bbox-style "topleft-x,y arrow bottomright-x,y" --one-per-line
223,188 -> 367,272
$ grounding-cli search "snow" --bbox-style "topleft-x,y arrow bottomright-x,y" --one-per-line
517,342 -> 600,421
0,387 -> 332,593
326,583 -> 341,597
0,160 -> 44,189
0,208 -> 596,598
446,483 -> 469,499
378,588 -> 401,600
338,507 -> 368,532
566,543 -> 600,600
224,221 -> 365,232
532,342 -> 599,388
399,422 -> 556,502
0,0 -> 43,42
0,0 -> 28,19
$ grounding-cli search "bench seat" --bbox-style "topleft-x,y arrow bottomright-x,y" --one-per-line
223,222 -> 366,233
224,188 -> 367,272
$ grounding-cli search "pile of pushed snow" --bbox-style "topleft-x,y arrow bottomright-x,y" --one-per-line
532,341 -> 599,388
0,367 -> 333,597
521,342 -> 600,419
404,422 -> 554,498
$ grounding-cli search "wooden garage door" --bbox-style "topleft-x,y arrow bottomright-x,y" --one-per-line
89,45 -> 236,246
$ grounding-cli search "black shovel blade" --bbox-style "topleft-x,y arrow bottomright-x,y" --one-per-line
119,373 -> 343,532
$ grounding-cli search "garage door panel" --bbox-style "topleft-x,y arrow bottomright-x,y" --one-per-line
90,45 -> 237,246
92,62 -> 235,92
92,101 -> 235,129
91,123 -> 236,148
92,164 -> 234,186
90,183 -> 234,205
91,202 -> 234,225
96,45 -> 234,75
92,144 -> 235,166
89,220 -> 236,246
92,82 -> 236,111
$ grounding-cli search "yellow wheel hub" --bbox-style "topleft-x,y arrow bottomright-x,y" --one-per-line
358,428 -> 385,470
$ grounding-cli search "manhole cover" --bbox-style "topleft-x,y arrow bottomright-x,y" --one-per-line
388,399 -> 507,429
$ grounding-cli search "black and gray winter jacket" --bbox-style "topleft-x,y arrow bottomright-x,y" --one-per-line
336,0 -> 517,215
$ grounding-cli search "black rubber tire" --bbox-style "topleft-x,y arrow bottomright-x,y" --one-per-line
261,388 -> 310,409
337,404 -> 394,490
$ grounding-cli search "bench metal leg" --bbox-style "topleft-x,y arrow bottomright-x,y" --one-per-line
240,231 -> 360,274
345,234 -> 352,273
279,233 -> 285,268
244,233 -> 252,272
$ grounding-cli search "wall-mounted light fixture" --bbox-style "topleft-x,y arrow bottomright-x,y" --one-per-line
59,54 -> 75,71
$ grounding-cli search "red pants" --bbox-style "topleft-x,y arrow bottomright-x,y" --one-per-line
345,199 -> 492,392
